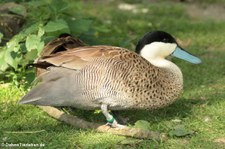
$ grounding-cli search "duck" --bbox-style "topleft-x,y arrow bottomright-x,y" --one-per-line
19,31 -> 201,128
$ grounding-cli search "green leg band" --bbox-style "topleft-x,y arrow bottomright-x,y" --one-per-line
107,117 -> 114,123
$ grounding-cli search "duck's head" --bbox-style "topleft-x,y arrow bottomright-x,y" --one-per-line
135,31 -> 202,65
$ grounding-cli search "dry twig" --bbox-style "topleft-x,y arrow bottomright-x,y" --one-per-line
39,106 -> 167,140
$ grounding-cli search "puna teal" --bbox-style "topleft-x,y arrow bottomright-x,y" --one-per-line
19,31 -> 201,128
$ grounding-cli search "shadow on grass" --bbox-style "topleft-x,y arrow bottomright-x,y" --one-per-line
57,97 -> 205,126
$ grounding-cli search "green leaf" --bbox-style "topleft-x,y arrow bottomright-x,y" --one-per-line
6,41 -> 20,52
25,49 -> 38,61
27,1 -> 49,7
0,49 -> 8,71
24,23 -> 40,35
94,110 -> 101,114
49,0 -> 69,13
38,27 -> 45,37
0,32 -> 3,43
44,19 -> 69,33
4,50 -> 21,70
25,34 -> 44,56
6,23 -> 40,52
134,120 -> 151,130
8,4 -> 27,16
169,125 -> 194,137
25,35 -> 37,51
24,71 -> 35,88
69,19 -> 92,35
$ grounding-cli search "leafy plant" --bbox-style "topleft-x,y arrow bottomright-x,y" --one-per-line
0,32 -> 3,43
0,0 -> 95,86
134,120 -> 151,130
169,125 -> 194,137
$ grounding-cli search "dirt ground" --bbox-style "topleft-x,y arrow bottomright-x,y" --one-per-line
186,3 -> 225,21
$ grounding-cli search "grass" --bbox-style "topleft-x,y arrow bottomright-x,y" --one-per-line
1,0 -> 225,148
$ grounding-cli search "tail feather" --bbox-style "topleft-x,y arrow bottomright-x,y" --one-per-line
19,67 -> 79,106
19,81 -> 71,106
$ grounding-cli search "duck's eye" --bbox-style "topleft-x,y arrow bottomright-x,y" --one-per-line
162,38 -> 168,42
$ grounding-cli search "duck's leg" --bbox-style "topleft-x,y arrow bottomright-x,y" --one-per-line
111,111 -> 129,125
101,104 -> 126,128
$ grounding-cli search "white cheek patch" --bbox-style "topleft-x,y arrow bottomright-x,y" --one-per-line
140,42 -> 177,61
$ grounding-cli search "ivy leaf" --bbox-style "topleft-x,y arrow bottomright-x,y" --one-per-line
134,120 -> 151,130
169,125 -> 194,137
44,19 -> 69,33
69,19 -> 92,35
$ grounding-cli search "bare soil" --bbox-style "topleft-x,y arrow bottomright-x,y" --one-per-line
185,3 -> 225,21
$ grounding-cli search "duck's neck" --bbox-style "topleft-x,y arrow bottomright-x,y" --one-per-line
141,54 -> 183,86
151,58 -> 181,73
139,43 -> 183,83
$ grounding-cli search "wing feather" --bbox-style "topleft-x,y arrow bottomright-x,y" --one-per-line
36,46 -> 123,70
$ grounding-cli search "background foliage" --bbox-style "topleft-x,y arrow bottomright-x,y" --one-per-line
0,0 -> 99,86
